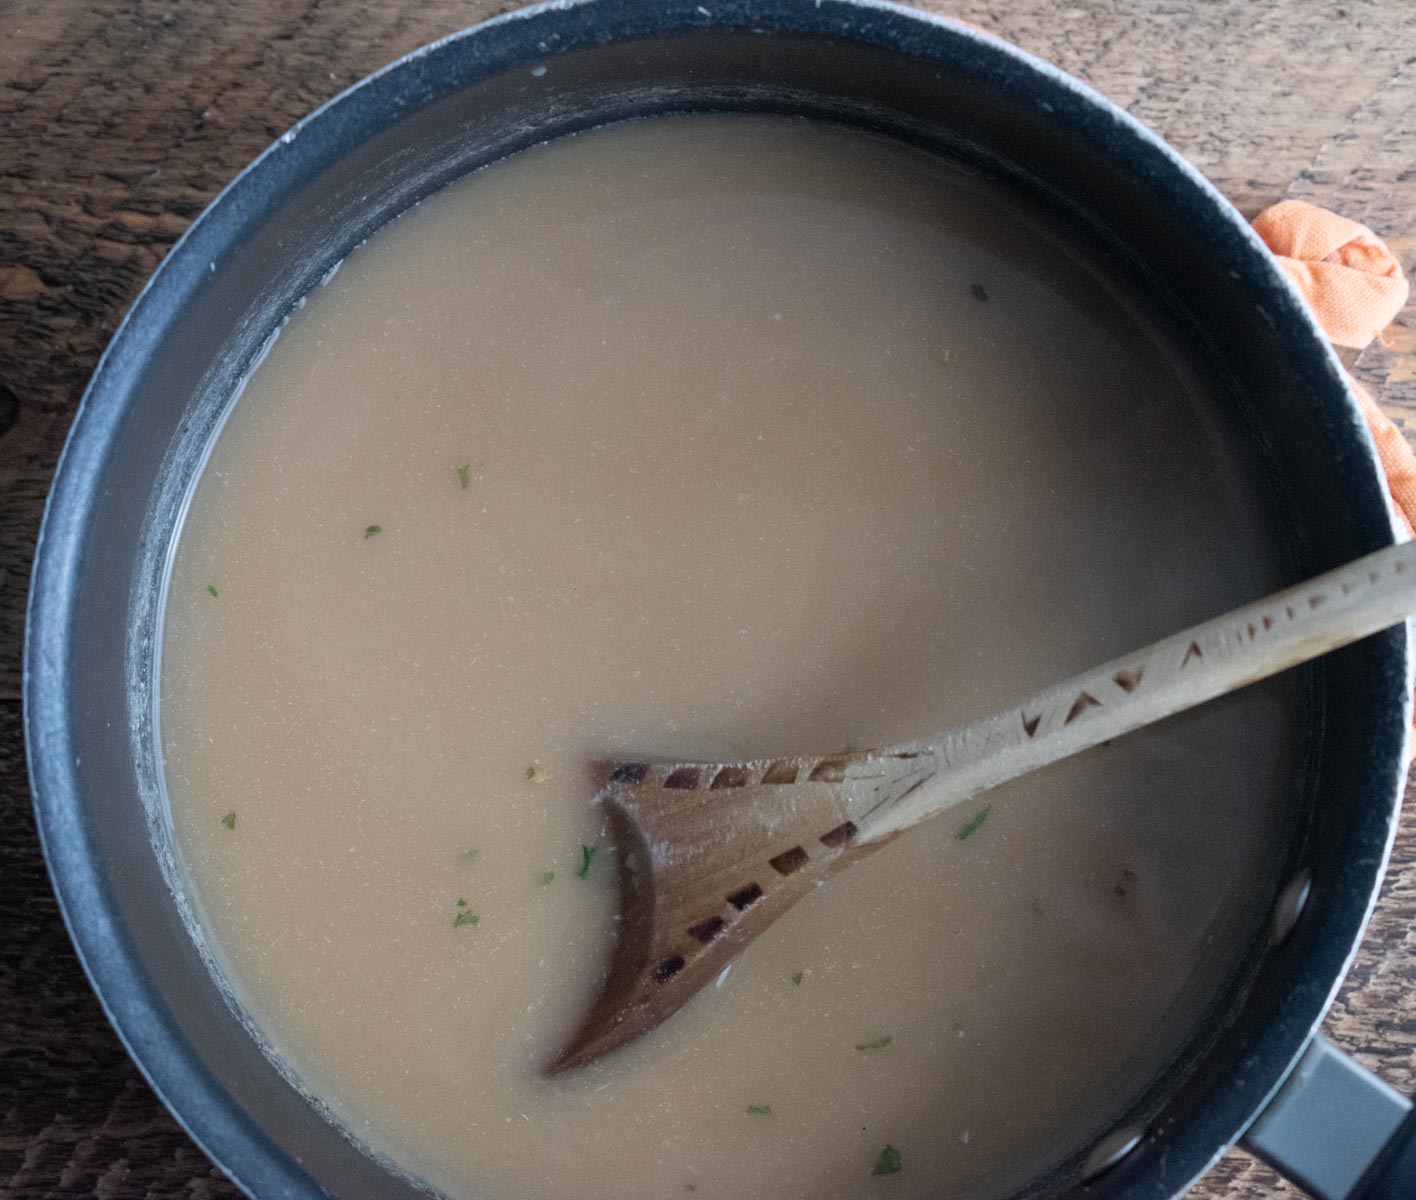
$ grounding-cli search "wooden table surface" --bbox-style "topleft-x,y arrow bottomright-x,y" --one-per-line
2,2 -> 1414,1197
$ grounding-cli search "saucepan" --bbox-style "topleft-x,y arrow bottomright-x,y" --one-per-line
22,1 -> 1416,1197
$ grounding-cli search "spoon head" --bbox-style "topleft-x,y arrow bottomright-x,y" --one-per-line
546,752 -> 927,1073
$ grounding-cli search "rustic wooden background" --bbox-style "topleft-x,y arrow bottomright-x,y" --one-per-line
1,1 -> 1414,1197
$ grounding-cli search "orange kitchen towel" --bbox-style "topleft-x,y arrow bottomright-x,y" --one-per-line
1254,200 -> 1409,349
1251,199 -> 1413,536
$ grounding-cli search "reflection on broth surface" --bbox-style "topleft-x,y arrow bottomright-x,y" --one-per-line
161,115 -> 1296,1200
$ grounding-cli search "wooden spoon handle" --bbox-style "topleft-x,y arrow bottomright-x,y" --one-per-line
860,539 -> 1416,843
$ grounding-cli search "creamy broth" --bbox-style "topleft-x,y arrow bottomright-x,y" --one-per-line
161,115 -> 1297,1200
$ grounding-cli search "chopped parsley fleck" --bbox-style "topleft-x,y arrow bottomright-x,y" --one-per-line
457,463 -> 471,490
855,1036 -> 892,1052
220,811 -> 236,831
526,763 -> 552,784
207,584 -> 218,598
456,898 -> 467,907
791,971 -> 804,986
576,844 -> 597,879
746,1105 -> 773,1116
871,1144 -> 902,1176
955,805 -> 991,841
453,909 -> 479,928
541,870 -> 555,885
364,524 -> 382,538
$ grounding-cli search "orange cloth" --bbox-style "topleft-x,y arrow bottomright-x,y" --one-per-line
1251,199 -> 1413,535
1253,200 -> 1409,349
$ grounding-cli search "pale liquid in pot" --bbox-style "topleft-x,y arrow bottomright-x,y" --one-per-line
161,116 -> 1299,1200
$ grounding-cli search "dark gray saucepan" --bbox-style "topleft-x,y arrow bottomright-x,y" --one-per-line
22,1 -> 1416,1197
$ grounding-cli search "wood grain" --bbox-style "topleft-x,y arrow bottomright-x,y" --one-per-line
1,2 -> 1413,1197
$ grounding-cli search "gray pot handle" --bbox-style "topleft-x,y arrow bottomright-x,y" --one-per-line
1245,1035 -> 1416,1199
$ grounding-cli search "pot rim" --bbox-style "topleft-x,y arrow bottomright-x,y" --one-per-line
24,2 -> 1412,1198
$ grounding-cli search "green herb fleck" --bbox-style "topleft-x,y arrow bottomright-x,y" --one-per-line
791,971 -> 804,987
207,584 -> 218,598
453,909 -> 480,928
457,898 -> 467,907
220,811 -> 236,831
955,804 -> 991,841
576,844 -> 597,879
855,1036 -> 892,1052
541,870 -> 555,886
526,763 -> 552,784
364,524 -> 382,538
746,1105 -> 773,1116
871,1144 -> 902,1176
457,463 -> 471,490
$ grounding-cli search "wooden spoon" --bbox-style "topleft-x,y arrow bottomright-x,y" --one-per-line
548,539 -> 1416,1074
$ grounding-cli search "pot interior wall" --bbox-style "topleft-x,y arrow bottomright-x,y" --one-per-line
30,7 -> 1406,1200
